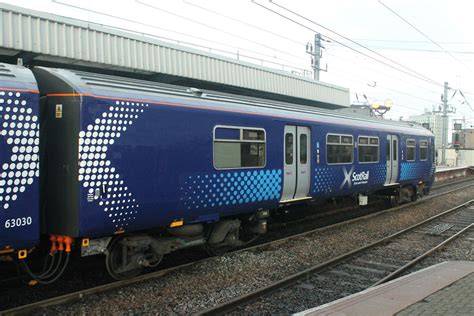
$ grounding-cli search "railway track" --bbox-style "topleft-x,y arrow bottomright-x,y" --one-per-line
200,201 -> 474,315
1,180 -> 473,315
430,174 -> 474,191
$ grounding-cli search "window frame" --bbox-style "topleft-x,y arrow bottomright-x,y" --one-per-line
419,139 -> 428,161
357,135 -> 380,164
213,125 -> 266,170
406,139 -> 416,162
326,133 -> 354,165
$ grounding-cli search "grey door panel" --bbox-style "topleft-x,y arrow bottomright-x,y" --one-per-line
295,126 -> 311,199
385,135 -> 399,184
281,126 -> 296,201
281,125 -> 311,201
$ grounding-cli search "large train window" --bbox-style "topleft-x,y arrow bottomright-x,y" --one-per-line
213,126 -> 266,169
358,136 -> 379,163
420,140 -> 428,161
326,134 -> 353,164
406,139 -> 416,161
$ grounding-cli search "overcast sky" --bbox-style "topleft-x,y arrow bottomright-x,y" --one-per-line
4,0 -> 474,124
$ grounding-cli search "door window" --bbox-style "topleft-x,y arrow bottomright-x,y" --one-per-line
393,140 -> 397,161
386,141 -> 390,161
300,134 -> 308,164
285,133 -> 293,165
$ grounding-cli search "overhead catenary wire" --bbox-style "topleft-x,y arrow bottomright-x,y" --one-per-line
182,0 -> 306,46
263,0 -> 442,87
353,39 -> 473,45
324,49 -> 441,96
332,43 -> 474,55
378,0 -> 473,72
182,0 -> 462,101
326,64 -> 439,105
335,69 -> 436,111
135,0 -> 308,61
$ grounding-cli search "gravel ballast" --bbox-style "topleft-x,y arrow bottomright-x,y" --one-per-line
36,186 -> 474,315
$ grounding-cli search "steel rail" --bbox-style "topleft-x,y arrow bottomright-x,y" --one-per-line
372,222 -> 474,286
431,175 -> 474,190
197,199 -> 474,315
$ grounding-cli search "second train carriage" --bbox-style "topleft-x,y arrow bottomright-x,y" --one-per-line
32,66 -> 435,279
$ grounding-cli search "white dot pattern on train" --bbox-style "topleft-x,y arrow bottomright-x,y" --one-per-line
0,91 -> 39,210
181,169 -> 283,210
77,100 -> 146,228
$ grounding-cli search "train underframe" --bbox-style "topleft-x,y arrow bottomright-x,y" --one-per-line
85,181 -> 431,280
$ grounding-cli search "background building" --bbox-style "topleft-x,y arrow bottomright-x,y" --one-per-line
409,111 -> 444,149
452,128 -> 474,149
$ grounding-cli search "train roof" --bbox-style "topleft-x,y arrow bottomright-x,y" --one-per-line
0,63 -> 38,92
35,67 -> 433,137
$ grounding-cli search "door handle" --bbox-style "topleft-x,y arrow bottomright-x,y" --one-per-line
286,172 -> 292,175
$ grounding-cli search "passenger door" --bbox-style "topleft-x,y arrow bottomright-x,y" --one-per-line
281,126 -> 311,201
385,135 -> 399,184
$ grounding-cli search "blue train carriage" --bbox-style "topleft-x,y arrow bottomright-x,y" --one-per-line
0,63 -> 40,261
33,67 -> 434,279
312,120 -> 435,206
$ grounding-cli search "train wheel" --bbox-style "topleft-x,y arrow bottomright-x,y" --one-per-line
105,236 -> 143,280
390,195 -> 399,207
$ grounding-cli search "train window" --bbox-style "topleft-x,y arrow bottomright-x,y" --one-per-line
215,127 -> 240,140
327,135 -> 340,143
214,126 -> 266,169
300,134 -> 308,164
406,139 -> 416,161
327,134 -> 353,164
341,136 -> 352,144
386,141 -> 390,161
358,136 -> 379,163
420,140 -> 428,161
285,133 -> 294,165
393,141 -> 397,161
243,129 -> 265,141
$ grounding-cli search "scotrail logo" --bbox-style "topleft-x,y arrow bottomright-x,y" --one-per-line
353,170 -> 369,185
340,166 -> 370,189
